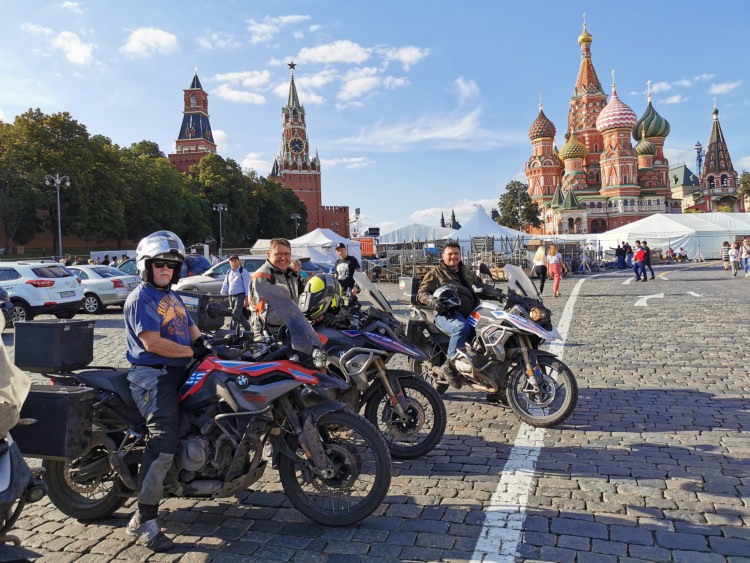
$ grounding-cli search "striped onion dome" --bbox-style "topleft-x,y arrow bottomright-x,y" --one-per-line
558,133 -> 588,161
596,86 -> 637,132
635,133 -> 655,156
633,100 -> 670,140
528,106 -> 556,140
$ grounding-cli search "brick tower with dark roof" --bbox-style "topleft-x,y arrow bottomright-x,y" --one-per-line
168,70 -> 217,173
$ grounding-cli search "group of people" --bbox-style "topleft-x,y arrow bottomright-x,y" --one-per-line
59,253 -> 129,267
722,239 -> 750,277
529,244 -> 569,297
122,231 -> 361,551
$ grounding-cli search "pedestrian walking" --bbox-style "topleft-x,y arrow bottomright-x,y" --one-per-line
642,240 -> 655,280
547,244 -> 568,297
220,255 -> 252,332
720,241 -> 731,271
729,242 -> 740,277
742,239 -> 750,277
530,245 -> 547,294
624,241 -> 633,268
632,240 -> 646,281
611,245 -> 625,269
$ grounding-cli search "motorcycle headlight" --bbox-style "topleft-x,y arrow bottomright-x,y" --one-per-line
529,306 -> 550,323
312,347 -> 326,369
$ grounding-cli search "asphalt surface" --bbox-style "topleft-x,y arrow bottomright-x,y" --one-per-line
2,261 -> 749,562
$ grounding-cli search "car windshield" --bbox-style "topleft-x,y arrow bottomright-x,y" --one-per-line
31,265 -> 73,278
92,266 -> 125,278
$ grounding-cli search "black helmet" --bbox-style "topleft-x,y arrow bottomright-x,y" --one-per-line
299,273 -> 342,320
433,284 -> 460,312
135,230 -> 186,286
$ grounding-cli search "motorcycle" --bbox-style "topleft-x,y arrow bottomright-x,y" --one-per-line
406,263 -> 578,427
296,271 -> 446,460
0,315 -> 46,558
23,283 -> 392,527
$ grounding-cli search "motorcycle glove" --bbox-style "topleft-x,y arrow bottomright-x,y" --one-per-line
191,336 -> 209,358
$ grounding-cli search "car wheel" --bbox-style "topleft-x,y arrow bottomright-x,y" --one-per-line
82,294 -> 104,314
55,310 -> 77,319
11,301 -> 32,323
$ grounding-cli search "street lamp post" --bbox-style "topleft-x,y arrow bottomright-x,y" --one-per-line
212,203 -> 227,257
290,213 -> 301,237
44,174 -> 70,258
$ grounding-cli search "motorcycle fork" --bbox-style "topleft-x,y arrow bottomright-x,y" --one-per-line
518,335 -> 543,394
373,358 -> 409,419
278,398 -> 335,479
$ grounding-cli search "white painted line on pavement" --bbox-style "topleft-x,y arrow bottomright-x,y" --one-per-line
622,277 -> 635,285
470,277 -> 586,563
686,291 -> 702,297
634,292 -> 664,307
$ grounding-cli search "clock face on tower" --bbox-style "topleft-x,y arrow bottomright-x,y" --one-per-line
289,137 -> 305,154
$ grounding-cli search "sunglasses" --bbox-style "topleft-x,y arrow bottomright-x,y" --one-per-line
152,260 -> 180,270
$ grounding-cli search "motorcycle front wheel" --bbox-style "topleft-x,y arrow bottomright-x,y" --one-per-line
364,373 -> 447,459
42,445 -> 126,520
278,409 -> 391,527
506,354 -> 578,428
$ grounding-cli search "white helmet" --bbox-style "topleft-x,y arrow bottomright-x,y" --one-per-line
135,230 -> 186,286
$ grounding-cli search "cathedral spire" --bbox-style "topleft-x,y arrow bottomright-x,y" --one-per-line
574,21 -> 602,96
704,104 -> 734,175
287,61 -> 301,108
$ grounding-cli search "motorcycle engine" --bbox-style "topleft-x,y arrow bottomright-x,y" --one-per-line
177,435 -> 208,473
453,355 -> 474,377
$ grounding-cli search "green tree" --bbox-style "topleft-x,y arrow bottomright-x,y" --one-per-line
253,178 -> 307,240
497,180 -> 541,232
739,171 -> 750,207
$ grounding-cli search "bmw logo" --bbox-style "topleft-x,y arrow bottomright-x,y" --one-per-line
236,375 -> 250,388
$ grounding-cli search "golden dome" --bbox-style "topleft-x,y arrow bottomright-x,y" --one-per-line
578,23 -> 593,45
559,133 -> 588,161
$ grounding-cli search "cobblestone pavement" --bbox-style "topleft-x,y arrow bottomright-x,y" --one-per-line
2,262 -> 749,562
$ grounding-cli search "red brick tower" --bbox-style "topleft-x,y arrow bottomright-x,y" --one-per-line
168,71 -> 217,172
696,104 -> 743,211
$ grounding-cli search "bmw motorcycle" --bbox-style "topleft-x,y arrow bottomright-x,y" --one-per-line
406,264 -> 578,428
299,272 -> 446,460
29,283 -> 392,527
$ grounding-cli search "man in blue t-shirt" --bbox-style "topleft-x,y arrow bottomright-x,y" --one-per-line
123,231 -> 201,553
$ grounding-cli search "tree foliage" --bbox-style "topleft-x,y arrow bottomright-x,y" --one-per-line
496,181 -> 542,232
739,171 -> 750,206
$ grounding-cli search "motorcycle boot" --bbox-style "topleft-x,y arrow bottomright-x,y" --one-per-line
440,360 -> 462,388
127,512 -> 174,552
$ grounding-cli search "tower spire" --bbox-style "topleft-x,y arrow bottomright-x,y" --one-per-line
287,61 -> 301,108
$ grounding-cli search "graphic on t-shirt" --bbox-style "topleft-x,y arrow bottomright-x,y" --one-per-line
157,293 -> 190,339
336,262 -> 350,281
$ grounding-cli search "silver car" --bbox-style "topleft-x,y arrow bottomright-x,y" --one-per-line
68,265 -> 141,314
174,256 -> 266,294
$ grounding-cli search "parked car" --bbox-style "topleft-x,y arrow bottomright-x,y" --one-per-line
0,287 -> 12,329
174,255 -> 266,294
0,260 -> 84,323
67,265 -> 142,314
118,254 -> 212,280
311,262 -> 335,274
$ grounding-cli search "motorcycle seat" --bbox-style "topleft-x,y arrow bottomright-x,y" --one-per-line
76,368 -> 138,410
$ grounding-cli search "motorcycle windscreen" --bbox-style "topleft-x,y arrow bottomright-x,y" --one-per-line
503,264 -> 540,299
353,271 -> 392,313
255,282 -> 321,355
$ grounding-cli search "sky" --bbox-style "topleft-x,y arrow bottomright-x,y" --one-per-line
2,0 -> 749,236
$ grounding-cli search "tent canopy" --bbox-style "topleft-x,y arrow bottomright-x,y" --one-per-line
378,223 -> 456,244
448,206 -> 527,240
290,228 -> 362,263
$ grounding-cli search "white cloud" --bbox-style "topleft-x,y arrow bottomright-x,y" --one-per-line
674,79 -> 692,87
60,1 -> 83,14
664,94 -> 685,104
321,157 -> 375,169
651,81 -> 671,94
212,129 -> 229,150
120,27 -> 178,58
212,84 -> 265,104
737,156 -> 750,169
411,199 -> 498,225
694,73 -> 715,82
52,31 -> 95,65
709,80 -> 742,95
336,67 -> 407,103
384,46 -> 430,70
212,70 -> 271,88
309,24 -> 324,33
247,15 -> 310,44
455,77 -> 479,105
21,23 -> 53,36
241,152 -> 272,174
664,147 -> 698,168
297,40 -> 370,64
197,31 -> 240,50
271,74 -> 326,105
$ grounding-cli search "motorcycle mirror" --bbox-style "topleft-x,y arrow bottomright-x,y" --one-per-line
479,263 -> 492,276
207,302 -> 232,318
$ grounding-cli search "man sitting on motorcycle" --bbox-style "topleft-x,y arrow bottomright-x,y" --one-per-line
417,241 -> 485,387
124,230 -> 203,552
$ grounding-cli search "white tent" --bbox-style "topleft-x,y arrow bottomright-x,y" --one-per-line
447,206 -> 528,253
378,223 -> 456,244
289,228 -> 362,263
593,213 -> 750,259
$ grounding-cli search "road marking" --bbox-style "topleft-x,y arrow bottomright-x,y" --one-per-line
687,291 -> 702,297
634,293 -> 664,307
622,277 -> 636,285
470,277 -> 585,563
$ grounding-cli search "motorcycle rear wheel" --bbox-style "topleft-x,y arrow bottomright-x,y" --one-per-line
506,355 -> 578,427
278,409 -> 391,526
409,358 -> 450,395
42,445 -> 126,520
364,373 -> 447,459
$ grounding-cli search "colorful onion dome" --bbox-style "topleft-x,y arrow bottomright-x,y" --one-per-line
633,99 -> 670,140
528,105 -> 556,140
578,23 -> 593,45
596,85 -> 637,132
558,132 -> 588,161
635,126 -> 655,156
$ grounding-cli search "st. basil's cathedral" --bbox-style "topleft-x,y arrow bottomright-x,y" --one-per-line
525,23 -> 744,236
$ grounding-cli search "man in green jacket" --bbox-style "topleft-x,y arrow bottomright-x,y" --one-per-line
417,241 -> 485,386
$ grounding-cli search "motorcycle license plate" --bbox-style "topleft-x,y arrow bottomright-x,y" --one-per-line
59,291 -> 76,298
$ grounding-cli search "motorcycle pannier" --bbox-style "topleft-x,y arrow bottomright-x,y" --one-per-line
14,320 -> 94,373
398,277 -> 420,305
14,385 -> 94,460
176,291 -> 228,332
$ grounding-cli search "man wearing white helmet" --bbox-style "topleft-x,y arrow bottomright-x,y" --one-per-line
123,230 -> 202,552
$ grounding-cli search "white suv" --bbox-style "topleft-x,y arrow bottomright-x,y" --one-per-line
0,260 -> 84,323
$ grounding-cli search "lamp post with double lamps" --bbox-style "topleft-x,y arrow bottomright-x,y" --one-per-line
290,213 -> 301,237
44,174 -> 70,258
213,203 -> 227,258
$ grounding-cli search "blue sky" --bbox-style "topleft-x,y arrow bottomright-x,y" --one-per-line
2,1 -> 748,235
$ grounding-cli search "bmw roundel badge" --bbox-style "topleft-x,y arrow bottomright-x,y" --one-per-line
236,374 -> 250,388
